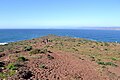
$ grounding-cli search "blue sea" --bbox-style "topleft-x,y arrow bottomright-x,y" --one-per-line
0,29 -> 120,43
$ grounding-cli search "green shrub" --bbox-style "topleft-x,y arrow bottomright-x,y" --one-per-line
8,70 -> 16,76
97,62 -> 105,65
17,56 -> 27,62
97,61 -> 118,67
29,49 -> 40,55
111,57 -> 119,61
104,48 -> 108,51
47,54 -> 54,60
0,70 -> 16,79
24,46 -> 32,51
104,43 -> 109,46
6,63 -> 17,70
0,72 -> 7,78
97,58 -> 101,61
48,39 -> 53,42
47,50 -> 52,53
40,48 -> 47,54
105,62 -> 118,67
39,64 -> 47,69
29,48 -> 47,55
14,50 -> 20,53
90,56 -> 95,61
0,48 -> 4,52
72,48 -> 78,51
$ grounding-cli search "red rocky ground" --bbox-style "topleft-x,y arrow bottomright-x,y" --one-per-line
0,35 -> 120,80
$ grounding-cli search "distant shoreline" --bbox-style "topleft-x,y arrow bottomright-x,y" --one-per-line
0,27 -> 120,30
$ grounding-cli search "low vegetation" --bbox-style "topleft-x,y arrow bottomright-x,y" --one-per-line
6,63 -> 18,70
111,57 -> 119,61
24,46 -> 32,51
0,35 -> 120,79
47,54 -> 54,60
17,56 -> 27,62
0,48 -> 4,52
29,48 -> 48,55
0,70 -> 16,79
97,61 -> 118,67
0,63 -> 17,79
39,64 -> 47,69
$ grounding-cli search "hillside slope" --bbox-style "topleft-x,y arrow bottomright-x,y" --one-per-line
0,35 -> 120,80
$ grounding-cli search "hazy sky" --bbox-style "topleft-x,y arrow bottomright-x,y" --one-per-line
0,0 -> 120,29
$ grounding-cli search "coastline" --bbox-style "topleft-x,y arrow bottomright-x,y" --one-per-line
0,43 -> 8,45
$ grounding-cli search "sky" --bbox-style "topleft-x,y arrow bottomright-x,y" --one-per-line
0,0 -> 120,29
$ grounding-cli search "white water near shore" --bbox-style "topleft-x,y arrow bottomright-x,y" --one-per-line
0,43 -> 8,45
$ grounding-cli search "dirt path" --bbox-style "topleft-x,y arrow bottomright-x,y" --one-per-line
27,52 -> 109,80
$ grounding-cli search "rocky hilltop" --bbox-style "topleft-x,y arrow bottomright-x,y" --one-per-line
0,35 -> 120,80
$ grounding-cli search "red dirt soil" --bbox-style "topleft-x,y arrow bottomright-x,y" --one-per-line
1,36 -> 120,80
25,52 -> 109,80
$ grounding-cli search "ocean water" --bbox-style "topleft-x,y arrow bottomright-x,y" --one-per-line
0,29 -> 120,43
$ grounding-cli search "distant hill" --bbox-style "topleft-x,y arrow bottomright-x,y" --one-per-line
78,27 -> 120,30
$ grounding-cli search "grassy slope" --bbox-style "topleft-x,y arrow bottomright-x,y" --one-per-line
0,35 -> 120,79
